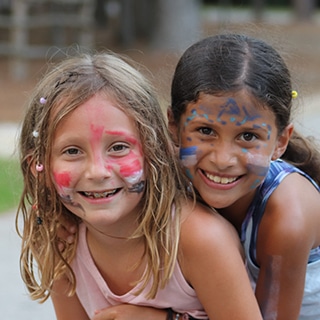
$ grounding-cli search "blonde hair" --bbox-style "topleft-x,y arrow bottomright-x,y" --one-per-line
16,52 -> 191,302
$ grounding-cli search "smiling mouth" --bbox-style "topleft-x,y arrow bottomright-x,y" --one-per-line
203,171 -> 239,184
80,189 -> 120,199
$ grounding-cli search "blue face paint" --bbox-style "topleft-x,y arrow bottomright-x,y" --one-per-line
215,98 -> 261,126
180,146 -> 197,157
185,107 -> 213,127
180,146 -> 198,168
185,109 -> 198,124
247,163 -> 269,177
250,178 -> 262,189
185,168 -> 193,180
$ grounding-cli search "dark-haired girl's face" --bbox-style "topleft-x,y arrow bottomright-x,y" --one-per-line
175,91 -> 290,212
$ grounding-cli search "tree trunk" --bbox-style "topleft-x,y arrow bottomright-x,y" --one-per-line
152,0 -> 202,52
292,0 -> 315,21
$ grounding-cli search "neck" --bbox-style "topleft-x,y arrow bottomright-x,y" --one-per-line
218,190 -> 256,234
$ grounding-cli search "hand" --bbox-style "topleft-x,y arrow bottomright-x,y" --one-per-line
56,214 -> 77,252
92,304 -> 167,320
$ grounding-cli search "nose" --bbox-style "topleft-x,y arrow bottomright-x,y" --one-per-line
208,141 -> 237,170
85,155 -> 111,181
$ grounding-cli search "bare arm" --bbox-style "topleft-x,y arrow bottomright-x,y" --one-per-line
92,305 -> 167,320
255,174 -> 319,319
179,202 -> 263,320
51,277 -> 89,320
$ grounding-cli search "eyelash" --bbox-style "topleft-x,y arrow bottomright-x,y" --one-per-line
111,143 -> 129,152
64,147 -> 80,155
197,127 -> 259,142
198,127 -> 214,136
240,132 -> 258,142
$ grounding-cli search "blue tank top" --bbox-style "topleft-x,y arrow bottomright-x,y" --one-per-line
241,159 -> 320,264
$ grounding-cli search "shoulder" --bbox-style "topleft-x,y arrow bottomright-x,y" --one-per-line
179,200 -> 243,260
258,172 -> 320,263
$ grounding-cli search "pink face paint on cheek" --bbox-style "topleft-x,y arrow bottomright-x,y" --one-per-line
54,171 -> 71,188
119,158 -> 143,184
53,171 -> 76,204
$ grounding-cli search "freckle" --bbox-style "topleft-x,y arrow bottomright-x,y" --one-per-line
187,137 -> 192,141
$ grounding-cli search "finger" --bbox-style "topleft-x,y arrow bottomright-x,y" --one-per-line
92,309 -> 113,320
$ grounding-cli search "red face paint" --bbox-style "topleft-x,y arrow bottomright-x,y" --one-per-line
54,172 -> 71,187
105,130 -> 143,155
90,124 -> 104,144
119,159 -> 142,177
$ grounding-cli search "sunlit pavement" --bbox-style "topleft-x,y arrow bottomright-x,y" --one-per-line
0,211 -> 56,319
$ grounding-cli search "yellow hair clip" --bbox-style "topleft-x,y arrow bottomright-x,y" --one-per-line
292,90 -> 298,99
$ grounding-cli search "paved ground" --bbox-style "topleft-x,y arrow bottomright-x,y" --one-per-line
0,211 -> 56,319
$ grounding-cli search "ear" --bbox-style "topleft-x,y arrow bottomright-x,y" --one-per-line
167,107 -> 179,146
271,123 -> 294,160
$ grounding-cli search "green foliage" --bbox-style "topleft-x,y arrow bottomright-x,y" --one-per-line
0,158 -> 22,213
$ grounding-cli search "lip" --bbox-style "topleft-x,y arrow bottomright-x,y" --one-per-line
199,169 -> 243,190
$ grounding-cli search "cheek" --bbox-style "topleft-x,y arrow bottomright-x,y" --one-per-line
119,158 -> 143,184
243,150 -> 271,188
53,171 -> 79,205
180,146 -> 198,168
116,152 -> 144,184
53,171 -> 75,197
53,171 -> 72,189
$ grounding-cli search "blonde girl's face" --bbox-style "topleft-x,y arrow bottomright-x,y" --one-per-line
177,91 -> 291,210
50,93 -> 145,234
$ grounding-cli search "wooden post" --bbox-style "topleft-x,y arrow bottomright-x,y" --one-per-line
10,0 -> 28,80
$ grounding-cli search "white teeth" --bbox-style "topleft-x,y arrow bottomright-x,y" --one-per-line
205,173 -> 237,184
84,190 -> 117,199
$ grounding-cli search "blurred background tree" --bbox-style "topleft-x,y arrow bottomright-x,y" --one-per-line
0,0 -> 319,80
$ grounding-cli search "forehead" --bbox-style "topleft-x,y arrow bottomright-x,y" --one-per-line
186,91 -> 274,121
52,93 -> 136,137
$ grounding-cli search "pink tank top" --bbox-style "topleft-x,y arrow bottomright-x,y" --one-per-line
71,223 -> 208,319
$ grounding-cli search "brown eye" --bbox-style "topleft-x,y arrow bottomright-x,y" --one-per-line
65,148 -> 80,155
241,132 -> 256,142
199,127 -> 213,135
